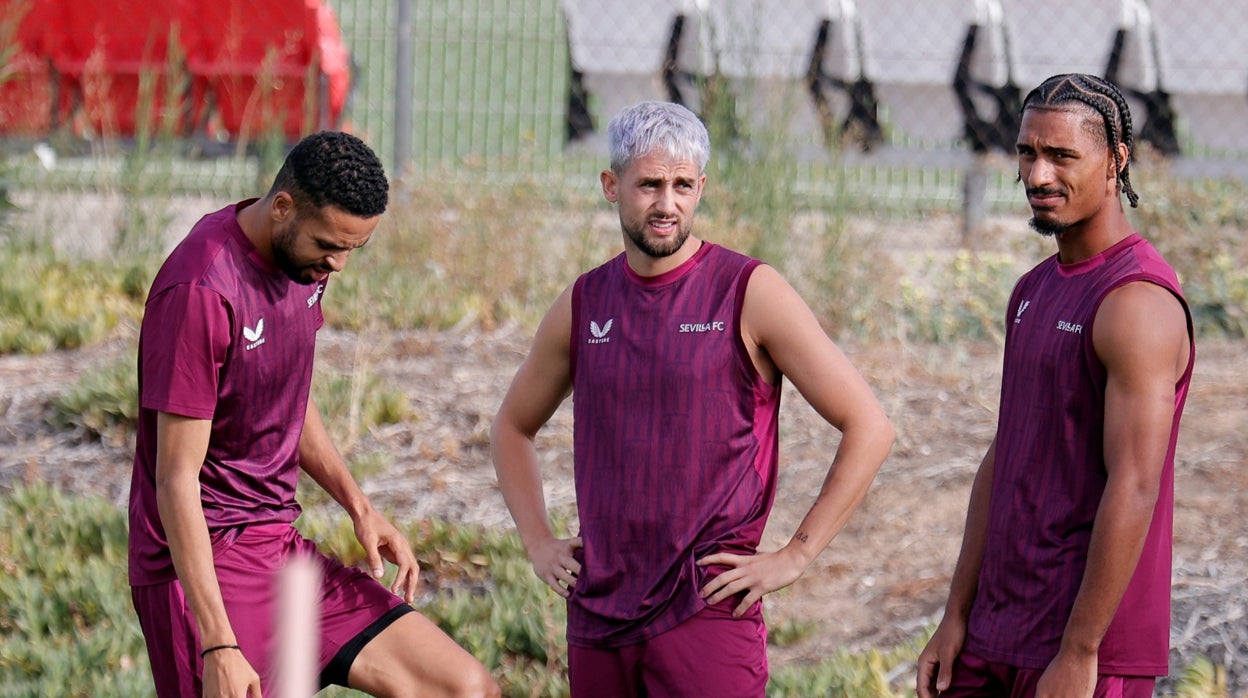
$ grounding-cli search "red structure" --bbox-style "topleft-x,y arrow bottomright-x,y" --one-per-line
0,0 -> 61,136
0,0 -> 352,141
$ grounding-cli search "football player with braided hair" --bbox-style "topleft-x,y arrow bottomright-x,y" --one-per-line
917,73 -> 1195,698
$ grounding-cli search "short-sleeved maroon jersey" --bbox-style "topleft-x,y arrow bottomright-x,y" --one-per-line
129,201 -> 326,585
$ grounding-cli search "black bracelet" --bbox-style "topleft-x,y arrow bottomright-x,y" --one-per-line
200,643 -> 241,659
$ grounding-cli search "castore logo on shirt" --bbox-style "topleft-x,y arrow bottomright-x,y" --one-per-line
588,319 -> 613,344
244,318 -> 266,350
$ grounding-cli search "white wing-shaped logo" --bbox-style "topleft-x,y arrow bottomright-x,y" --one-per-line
307,284 -> 324,307
590,319 -> 613,338
243,318 -> 264,343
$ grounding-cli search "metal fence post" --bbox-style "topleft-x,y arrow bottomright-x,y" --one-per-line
394,0 -> 413,181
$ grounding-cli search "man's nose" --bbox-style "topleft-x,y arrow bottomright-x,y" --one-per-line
655,185 -> 676,211
1026,158 -> 1055,188
325,250 -> 350,272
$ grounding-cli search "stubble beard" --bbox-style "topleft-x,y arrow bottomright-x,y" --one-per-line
272,222 -> 321,285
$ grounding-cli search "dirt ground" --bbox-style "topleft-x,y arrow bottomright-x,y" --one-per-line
1,322 -> 1244,693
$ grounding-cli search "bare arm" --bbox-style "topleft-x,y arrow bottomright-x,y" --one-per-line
490,284 -> 582,596
699,264 -> 895,615
916,437 -> 996,697
298,397 -> 421,603
1037,281 -> 1190,698
155,412 -> 261,697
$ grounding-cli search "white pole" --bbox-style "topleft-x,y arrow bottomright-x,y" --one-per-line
278,554 -> 321,698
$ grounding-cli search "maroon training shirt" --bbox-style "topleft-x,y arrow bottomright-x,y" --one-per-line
566,242 -> 782,647
128,201 -> 325,586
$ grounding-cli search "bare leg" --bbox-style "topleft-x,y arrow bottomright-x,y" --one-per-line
346,611 -> 500,698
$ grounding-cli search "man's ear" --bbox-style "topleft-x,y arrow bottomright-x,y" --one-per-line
600,169 -> 618,203
1106,142 -> 1129,196
1116,141 -> 1130,172
271,191 -> 296,222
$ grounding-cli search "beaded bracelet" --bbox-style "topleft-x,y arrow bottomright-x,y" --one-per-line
200,644 -> 241,659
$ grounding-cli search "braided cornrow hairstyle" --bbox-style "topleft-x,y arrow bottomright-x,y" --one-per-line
1021,73 -> 1139,208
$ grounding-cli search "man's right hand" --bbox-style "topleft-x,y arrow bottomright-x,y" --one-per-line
202,649 -> 261,698
916,615 -> 967,698
527,536 -> 583,598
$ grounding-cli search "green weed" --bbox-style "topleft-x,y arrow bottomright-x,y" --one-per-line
313,363 -> 414,448
4,156 -> 1244,349
1131,174 -> 1248,338
0,239 -> 149,354
0,483 -> 152,696
323,180 -> 614,332
768,615 -> 820,648
46,356 -> 138,442
1172,656 -> 1232,698
40,344 -> 410,454
888,250 -> 1019,345
768,647 -> 908,697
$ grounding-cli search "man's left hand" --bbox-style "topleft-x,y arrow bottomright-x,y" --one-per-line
696,548 -> 807,617
1035,648 -> 1097,698
353,509 -> 421,604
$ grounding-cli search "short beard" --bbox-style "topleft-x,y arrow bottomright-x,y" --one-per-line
1029,216 -> 1068,238
623,219 -> 691,259
272,221 -> 320,284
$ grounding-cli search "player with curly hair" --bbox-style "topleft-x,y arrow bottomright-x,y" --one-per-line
128,131 -> 499,698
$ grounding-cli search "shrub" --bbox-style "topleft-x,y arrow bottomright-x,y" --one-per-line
46,356 -> 138,442
313,363 -> 414,449
0,483 -> 153,697
1132,174 -> 1248,338
888,250 -> 1019,345
0,241 -> 149,354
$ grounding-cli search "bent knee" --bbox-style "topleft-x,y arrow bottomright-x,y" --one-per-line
453,665 -> 501,698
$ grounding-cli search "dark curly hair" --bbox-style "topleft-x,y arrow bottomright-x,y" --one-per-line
1021,73 -> 1139,208
269,131 -> 389,218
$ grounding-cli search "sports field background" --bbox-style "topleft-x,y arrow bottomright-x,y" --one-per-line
2,2 -> 1247,696
10,0 -> 1248,214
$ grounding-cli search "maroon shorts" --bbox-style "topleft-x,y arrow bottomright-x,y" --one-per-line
568,600 -> 768,698
131,523 -> 410,697
940,648 -> 1157,698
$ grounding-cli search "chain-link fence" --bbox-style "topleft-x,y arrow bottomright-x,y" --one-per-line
383,0 -> 1248,208
4,0 -> 1247,208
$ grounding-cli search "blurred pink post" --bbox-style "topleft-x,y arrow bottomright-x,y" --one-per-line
278,554 -> 321,698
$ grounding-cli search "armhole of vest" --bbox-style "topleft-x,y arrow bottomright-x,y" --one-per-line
734,260 -> 764,381
570,274 -> 586,380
